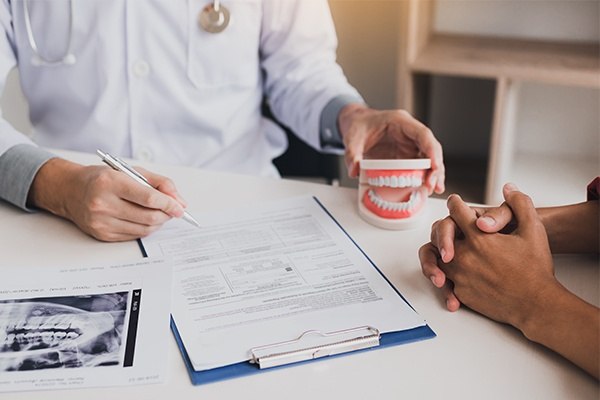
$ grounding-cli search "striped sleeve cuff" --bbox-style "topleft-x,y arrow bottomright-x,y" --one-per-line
0,144 -> 57,211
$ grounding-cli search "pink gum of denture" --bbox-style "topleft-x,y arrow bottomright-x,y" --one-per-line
358,159 -> 431,230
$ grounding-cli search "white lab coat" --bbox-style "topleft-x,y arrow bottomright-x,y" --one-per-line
0,0 -> 360,176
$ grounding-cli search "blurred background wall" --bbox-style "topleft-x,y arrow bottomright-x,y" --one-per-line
330,0 -> 599,203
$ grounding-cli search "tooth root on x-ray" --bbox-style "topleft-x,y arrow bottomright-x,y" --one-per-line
0,293 -> 128,371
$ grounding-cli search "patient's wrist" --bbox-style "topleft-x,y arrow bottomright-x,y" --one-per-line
517,280 -> 567,342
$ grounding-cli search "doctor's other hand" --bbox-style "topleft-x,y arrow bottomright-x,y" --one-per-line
338,104 -> 445,195
28,158 -> 186,242
420,185 -> 516,311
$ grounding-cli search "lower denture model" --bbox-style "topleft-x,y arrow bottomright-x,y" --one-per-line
358,159 -> 431,230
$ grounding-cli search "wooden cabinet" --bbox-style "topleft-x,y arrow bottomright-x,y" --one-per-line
397,0 -> 600,204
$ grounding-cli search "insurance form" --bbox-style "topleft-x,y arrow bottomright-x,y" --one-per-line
142,196 -> 427,371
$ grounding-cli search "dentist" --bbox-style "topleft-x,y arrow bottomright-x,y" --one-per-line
0,0 -> 444,241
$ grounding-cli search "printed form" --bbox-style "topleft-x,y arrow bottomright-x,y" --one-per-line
142,196 -> 426,371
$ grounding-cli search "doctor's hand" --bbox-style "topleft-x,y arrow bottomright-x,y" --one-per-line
28,158 -> 187,242
338,104 -> 445,195
420,185 -> 516,311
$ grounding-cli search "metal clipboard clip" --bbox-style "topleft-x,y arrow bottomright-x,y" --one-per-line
249,326 -> 380,369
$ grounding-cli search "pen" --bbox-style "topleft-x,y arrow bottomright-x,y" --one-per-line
96,149 -> 201,228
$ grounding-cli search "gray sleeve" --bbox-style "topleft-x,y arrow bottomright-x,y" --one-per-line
319,94 -> 365,153
0,144 -> 57,211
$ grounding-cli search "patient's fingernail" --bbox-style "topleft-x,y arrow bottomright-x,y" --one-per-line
430,275 -> 437,286
505,182 -> 519,192
480,216 -> 495,227
440,248 -> 447,262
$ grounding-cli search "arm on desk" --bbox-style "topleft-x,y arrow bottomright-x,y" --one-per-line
421,187 -> 599,378
28,157 -> 186,242
421,185 -> 599,310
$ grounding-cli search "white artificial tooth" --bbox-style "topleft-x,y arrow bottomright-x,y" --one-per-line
384,176 -> 390,187
399,176 -> 407,187
415,177 -> 423,186
377,176 -> 384,186
391,176 -> 398,187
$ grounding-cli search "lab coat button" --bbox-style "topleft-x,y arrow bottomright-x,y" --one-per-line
138,147 -> 153,161
133,60 -> 150,78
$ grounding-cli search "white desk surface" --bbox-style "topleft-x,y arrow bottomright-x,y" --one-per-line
0,150 -> 598,399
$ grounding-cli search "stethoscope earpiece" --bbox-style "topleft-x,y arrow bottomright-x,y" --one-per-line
198,1 -> 230,33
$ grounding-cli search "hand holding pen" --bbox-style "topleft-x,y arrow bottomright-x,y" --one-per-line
28,153 -> 196,242
97,150 -> 201,228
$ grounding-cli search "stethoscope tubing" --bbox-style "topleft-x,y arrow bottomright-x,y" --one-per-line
23,0 -> 76,66
22,0 -> 229,67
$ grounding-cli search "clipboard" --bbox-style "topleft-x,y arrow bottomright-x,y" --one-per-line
141,197 -> 436,385
171,318 -> 435,385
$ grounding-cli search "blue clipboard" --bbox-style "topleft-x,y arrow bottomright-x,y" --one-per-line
140,196 -> 436,385
171,317 -> 435,385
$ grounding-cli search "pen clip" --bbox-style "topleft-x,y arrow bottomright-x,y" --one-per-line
97,149 -> 122,171
97,149 -> 151,185
112,155 -> 151,185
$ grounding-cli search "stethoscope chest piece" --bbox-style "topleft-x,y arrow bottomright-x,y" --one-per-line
198,2 -> 230,33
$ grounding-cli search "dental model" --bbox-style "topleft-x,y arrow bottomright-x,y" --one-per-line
358,159 -> 431,230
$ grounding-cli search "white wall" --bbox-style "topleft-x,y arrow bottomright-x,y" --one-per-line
435,0 -> 600,42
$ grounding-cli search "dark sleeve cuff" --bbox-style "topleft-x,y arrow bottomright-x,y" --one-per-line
587,177 -> 600,201
319,95 -> 364,151
0,144 -> 57,211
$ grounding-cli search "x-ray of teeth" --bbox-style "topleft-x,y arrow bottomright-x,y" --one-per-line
0,292 -> 128,372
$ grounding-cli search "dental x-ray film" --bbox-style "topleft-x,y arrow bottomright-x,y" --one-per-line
0,258 -> 171,393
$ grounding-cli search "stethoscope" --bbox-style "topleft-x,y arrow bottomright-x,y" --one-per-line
23,0 -> 231,67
